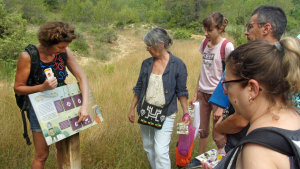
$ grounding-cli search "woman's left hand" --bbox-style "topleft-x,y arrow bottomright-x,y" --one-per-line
183,114 -> 190,125
77,104 -> 89,123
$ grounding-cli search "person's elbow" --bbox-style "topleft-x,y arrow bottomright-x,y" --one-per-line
236,118 -> 249,128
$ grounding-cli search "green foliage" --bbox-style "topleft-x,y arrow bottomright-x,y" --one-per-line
174,29 -> 192,39
104,65 -> 114,73
0,59 -> 17,81
286,15 -> 299,32
114,20 -> 124,29
68,31 -> 89,54
188,21 -> 202,34
152,10 -> 169,24
62,0 -> 94,22
93,0 -> 112,26
227,26 -> 247,47
5,0 -> 48,24
117,5 -> 140,26
88,27 -> 118,43
0,1 -> 27,61
166,0 -> 196,28
44,0 -> 59,10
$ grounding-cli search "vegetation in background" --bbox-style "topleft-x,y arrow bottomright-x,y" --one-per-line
174,29 -> 192,39
68,31 -> 89,54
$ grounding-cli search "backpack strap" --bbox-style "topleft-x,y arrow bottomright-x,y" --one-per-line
220,39 -> 231,72
25,44 -> 40,86
224,128 -> 300,168
19,44 -> 40,146
201,39 -> 209,53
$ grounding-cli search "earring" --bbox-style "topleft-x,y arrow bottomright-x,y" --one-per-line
249,96 -> 254,103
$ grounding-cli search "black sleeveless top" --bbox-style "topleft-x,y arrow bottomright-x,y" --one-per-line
32,52 -> 68,87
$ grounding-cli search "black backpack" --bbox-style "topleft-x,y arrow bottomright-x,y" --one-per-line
223,127 -> 300,169
15,44 -> 40,146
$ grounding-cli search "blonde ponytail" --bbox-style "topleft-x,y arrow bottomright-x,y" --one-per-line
280,37 -> 300,95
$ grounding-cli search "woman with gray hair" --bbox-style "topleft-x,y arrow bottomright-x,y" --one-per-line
128,27 -> 190,169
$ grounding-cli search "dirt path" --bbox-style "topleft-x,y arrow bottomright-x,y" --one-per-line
75,30 -> 142,66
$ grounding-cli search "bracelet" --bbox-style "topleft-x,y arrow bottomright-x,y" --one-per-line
182,113 -> 190,119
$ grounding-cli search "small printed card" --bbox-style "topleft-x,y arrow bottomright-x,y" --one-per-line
176,122 -> 189,134
195,149 -> 225,167
44,68 -> 54,80
188,106 -> 195,118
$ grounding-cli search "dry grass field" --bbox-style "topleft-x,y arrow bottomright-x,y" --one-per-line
0,28 -> 217,168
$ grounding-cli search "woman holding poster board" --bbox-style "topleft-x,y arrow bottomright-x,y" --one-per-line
14,22 -> 89,169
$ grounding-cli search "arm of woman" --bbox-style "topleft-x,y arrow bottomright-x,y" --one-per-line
179,96 -> 190,124
14,52 -> 58,95
128,95 -> 139,123
176,60 -> 190,124
65,47 -> 89,123
237,143 -> 289,169
129,60 -> 146,123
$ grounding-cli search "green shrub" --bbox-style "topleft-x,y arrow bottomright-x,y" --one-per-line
227,25 -> 247,47
114,20 -> 124,29
68,31 -> 89,54
286,15 -> 299,32
174,29 -> 191,39
44,0 -> 59,10
0,1 -> 27,61
188,21 -> 202,34
104,65 -> 114,73
89,27 -> 118,43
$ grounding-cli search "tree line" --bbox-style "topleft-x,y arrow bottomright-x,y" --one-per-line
0,0 -> 300,64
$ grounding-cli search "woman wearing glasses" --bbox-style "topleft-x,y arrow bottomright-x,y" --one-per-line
202,38 -> 300,169
128,27 -> 190,169
189,12 -> 234,155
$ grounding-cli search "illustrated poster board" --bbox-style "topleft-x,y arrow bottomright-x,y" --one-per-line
29,82 -> 104,146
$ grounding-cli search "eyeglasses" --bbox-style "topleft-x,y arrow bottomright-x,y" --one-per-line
246,22 -> 266,31
145,45 -> 153,50
221,78 -> 249,92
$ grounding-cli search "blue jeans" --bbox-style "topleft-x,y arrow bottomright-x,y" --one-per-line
140,117 -> 174,169
26,106 -> 42,132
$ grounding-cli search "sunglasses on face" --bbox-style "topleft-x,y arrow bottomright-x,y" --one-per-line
245,22 -> 266,31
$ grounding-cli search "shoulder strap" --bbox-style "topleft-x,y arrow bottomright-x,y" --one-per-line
220,39 -> 231,72
202,39 -> 209,53
25,44 -> 40,86
220,39 -> 231,59
61,51 -> 68,65
224,128 -> 300,168
19,44 -> 39,146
